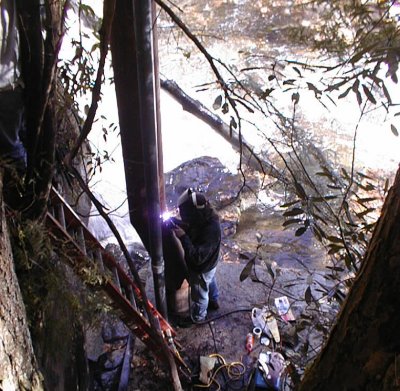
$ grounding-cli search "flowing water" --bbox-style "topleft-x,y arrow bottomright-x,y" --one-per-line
154,0 -> 399,271
157,0 -> 400,174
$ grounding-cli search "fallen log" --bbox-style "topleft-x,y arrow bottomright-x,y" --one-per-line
160,79 -> 285,181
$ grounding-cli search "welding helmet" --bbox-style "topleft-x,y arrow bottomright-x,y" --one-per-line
177,188 -> 206,209
177,188 -> 207,224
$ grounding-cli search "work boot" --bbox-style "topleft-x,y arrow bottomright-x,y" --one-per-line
208,300 -> 219,311
175,316 -> 193,329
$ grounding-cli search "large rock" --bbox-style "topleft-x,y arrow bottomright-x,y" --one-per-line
165,156 -> 259,208
164,156 -> 261,237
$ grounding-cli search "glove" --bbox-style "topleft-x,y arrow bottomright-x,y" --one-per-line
172,225 -> 186,238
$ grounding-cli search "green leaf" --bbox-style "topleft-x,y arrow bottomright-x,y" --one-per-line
260,88 -> 275,99
307,82 -> 321,97
280,200 -> 300,208
352,79 -> 360,92
357,172 -> 374,180
338,86 -> 352,99
293,66 -> 302,77
384,178 -> 390,193
239,257 -> 256,282
213,95 -> 223,110
359,182 -> 375,191
222,102 -> 229,114
344,254 -> 353,270
282,218 -> 302,227
283,207 -> 304,217
305,286 -> 313,304
358,232 -> 366,242
356,90 -> 363,106
326,78 -> 348,92
294,181 -> 307,199
295,227 -> 307,237
356,208 -> 375,218
362,85 -> 377,104
283,79 -> 296,85
341,167 -> 350,179
349,50 -> 365,64
230,116 -> 237,130
381,82 -> 392,105
266,264 -> 275,280
357,197 -> 377,204
328,245 -> 344,255
312,225 -> 327,242
312,195 -> 338,202
326,266 -> 344,272
327,235 -> 343,243
363,223 -> 375,231
292,92 -> 300,104
391,124 -> 399,136
79,3 -> 96,17
313,213 -> 327,224
91,42 -> 100,53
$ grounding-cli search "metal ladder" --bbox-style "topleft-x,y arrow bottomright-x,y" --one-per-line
45,187 -> 189,377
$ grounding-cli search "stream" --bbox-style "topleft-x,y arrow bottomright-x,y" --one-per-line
83,0 -> 399,271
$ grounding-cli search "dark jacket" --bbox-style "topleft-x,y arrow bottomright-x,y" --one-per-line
179,213 -> 221,273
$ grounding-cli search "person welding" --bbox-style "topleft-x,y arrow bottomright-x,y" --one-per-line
170,188 -> 221,325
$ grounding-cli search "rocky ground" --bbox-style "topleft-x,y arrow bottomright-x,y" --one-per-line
128,242 -> 340,391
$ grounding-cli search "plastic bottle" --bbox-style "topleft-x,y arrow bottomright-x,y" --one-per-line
245,333 -> 254,353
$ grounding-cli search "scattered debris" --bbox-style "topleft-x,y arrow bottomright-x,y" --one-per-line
251,306 -> 281,343
257,351 -> 287,390
275,296 -> 296,322
199,355 -> 218,384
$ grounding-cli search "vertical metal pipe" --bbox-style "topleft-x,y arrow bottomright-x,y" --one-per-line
151,0 -> 165,211
110,0 -> 150,246
150,2 -> 188,314
133,0 -> 168,319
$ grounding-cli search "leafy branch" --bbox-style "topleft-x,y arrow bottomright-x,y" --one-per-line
65,0 -> 116,166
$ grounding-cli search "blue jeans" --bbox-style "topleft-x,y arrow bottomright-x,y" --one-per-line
189,267 -> 219,322
0,87 -> 26,169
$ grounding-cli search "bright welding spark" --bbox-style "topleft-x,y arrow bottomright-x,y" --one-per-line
161,211 -> 172,222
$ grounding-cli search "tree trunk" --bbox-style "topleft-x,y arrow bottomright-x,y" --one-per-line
17,0 -> 57,220
0,170 -> 43,391
298,164 -> 400,391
